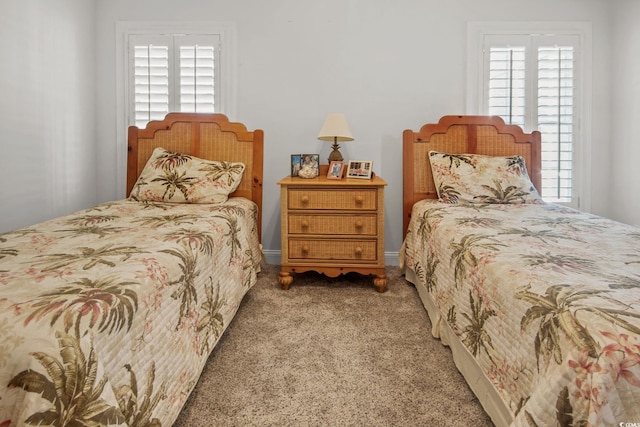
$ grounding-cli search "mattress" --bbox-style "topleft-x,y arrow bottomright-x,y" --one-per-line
401,199 -> 640,426
0,198 -> 262,426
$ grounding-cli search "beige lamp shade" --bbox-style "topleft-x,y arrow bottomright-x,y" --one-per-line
317,113 -> 353,162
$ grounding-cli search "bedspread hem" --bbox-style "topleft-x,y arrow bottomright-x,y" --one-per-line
403,264 -> 512,427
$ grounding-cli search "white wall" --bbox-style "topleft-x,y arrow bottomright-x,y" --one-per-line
0,0 -> 96,233
610,0 -> 640,227
2,0 -> 626,261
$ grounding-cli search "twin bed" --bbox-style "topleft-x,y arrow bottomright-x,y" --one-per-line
0,113 -> 263,426
401,115 -> 640,426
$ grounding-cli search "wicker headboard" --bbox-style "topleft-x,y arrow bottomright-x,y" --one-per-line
402,115 -> 541,237
127,113 -> 264,240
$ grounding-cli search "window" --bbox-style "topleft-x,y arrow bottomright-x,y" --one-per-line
130,34 -> 220,128
468,23 -> 591,209
116,22 -> 236,197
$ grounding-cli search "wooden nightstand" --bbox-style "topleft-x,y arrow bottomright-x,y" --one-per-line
277,172 -> 387,292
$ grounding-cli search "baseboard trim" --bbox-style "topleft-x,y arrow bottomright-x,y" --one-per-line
262,250 -> 399,267
263,250 -> 280,265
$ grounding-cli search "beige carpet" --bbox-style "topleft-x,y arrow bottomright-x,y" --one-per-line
173,264 -> 494,426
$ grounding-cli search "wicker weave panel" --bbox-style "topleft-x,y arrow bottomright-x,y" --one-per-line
288,189 -> 376,210
288,239 -> 377,261
288,214 -> 376,235
475,125 -> 533,160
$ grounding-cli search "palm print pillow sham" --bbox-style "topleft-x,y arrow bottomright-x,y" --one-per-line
130,147 -> 245,204
428,151 -> 543,204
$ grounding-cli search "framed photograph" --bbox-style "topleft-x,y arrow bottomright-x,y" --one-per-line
346,160 -> 373,179
290,154 -> 302,176
327,161 -> 345,180
291,153 -> 320,178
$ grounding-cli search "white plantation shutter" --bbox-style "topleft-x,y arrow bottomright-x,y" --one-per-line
537,45 -> 575,202
483,34 -> 580,205
487,46 -> 526,127
129,34 -> 220,128
133,42 -> 170,128
179,43 -> 216,113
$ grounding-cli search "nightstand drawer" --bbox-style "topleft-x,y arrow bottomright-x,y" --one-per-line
288,239 -> 377,261
288,189 -> 376,210
288,214 -> 377,235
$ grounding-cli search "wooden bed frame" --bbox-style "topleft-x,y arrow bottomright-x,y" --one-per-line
127,113 -> 264,240
402,115 -> 541,237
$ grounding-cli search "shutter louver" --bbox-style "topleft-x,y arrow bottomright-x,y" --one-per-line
179,45 -> 215,113
134,45 -> 169,128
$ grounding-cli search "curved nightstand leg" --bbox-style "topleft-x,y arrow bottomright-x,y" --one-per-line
373,274 -> 388,293
279,271 -> 294,290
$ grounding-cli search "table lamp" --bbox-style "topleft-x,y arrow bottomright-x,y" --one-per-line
317,113 -> 354,163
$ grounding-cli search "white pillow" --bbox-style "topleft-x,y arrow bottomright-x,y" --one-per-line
428,151 -> 543,204
130,147 -> 245,204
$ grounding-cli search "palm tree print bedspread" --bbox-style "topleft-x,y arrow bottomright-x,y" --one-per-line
402,200 -> 640,426
0,198 -> 262,426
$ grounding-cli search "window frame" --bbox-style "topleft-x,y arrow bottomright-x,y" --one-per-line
466,21 -> 592,211
115,21 -> 237,197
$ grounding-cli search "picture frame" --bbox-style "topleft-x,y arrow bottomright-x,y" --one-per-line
290,154 -> 302,176
327,161 -> 345,180
346,160 -> 373,179
291,153 -> 320,178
